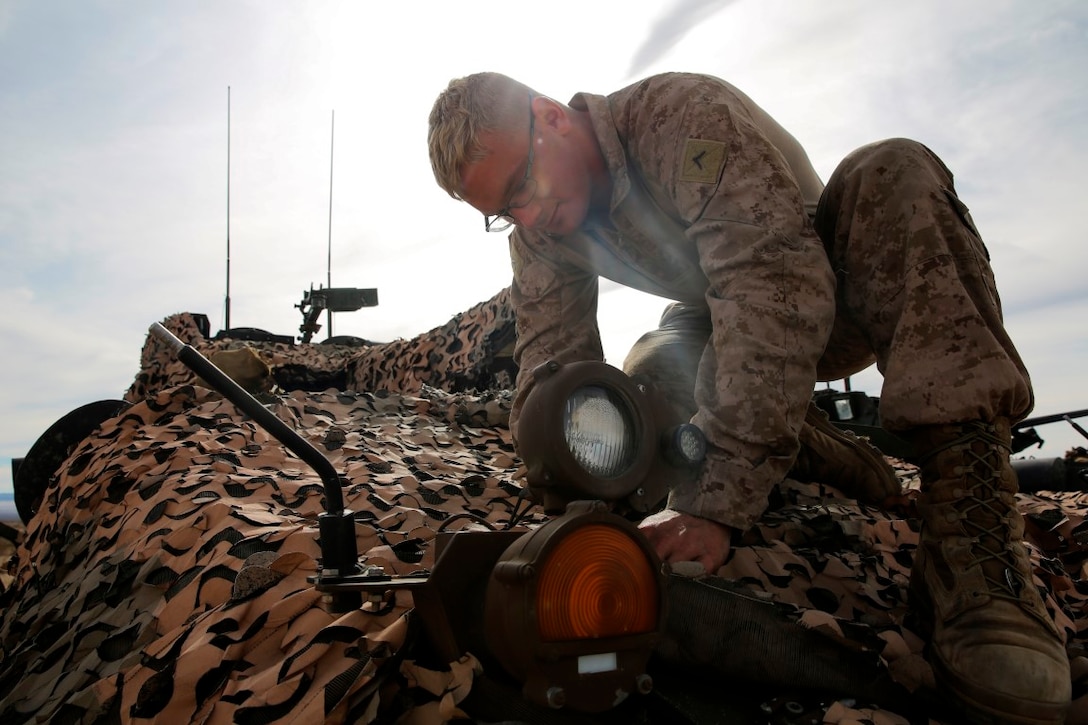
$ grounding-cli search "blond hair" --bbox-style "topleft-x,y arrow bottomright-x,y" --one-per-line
428,72 -> 534,200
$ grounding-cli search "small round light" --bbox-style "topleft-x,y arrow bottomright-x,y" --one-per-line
536,524 -> 658,641
563,386 -> 637,478
666,423 -> 707,467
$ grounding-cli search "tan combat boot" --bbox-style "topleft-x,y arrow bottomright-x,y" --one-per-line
909,419 -> 1070,724
790,402 -> 901,505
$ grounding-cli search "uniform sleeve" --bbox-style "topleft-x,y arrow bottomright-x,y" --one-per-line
624,78 -> 836,531
507,229 -> 605,444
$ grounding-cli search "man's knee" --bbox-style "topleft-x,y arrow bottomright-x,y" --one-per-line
623,303 -> 711,422
835,138 -> 953,188
817,137 -> 959,245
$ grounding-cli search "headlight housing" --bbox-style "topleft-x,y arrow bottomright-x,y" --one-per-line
517,360 -> 706,513
485,500 -> 664,712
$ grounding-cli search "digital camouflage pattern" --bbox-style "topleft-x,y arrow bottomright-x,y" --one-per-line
507,73 -> 1031,535
509,73 -> 835,534
1,294 -> 1085,723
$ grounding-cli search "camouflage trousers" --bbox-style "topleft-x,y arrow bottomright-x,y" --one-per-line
625,138 -> 1033,432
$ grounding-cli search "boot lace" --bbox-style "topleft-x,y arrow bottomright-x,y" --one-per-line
922,421 -> 1025,602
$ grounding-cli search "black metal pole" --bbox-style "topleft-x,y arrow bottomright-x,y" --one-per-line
1016,408 -> 1088,430
225,86 -> 232,332
149,323 -> 362,609
326,109 -> 335,340
149,322 -> 345,513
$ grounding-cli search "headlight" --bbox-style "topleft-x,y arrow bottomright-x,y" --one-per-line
518,361 -> 656,512
485,501 -> 663,712
563,385 -> 638,478
518,360 -> 706,514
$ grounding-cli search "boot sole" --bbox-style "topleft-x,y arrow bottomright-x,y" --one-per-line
911,580 -> 1069,725
931,655 -> 1069,725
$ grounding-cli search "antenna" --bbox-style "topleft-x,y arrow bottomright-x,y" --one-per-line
225,86 -> 232,332
326,109 -> 335,338
294,109 -> 378,344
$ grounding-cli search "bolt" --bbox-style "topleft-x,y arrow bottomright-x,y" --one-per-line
545,686 -> 566,709
635,673 -> 653,694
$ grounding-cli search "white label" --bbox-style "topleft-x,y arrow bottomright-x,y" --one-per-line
577,652 -> 618,674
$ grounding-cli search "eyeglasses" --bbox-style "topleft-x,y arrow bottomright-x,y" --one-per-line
484,94 -> 537,233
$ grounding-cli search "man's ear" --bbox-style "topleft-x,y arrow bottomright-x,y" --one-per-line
532,96 -> 571,135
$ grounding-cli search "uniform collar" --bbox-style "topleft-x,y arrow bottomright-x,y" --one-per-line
569,91 -> 631,213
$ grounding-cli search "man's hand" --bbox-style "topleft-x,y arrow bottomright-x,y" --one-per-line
637,509 -> 735,574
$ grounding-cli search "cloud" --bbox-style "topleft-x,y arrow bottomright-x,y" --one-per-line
0,0 -> 12,37
627,0 -> 740,78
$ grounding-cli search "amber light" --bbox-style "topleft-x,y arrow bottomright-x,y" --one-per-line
537,524 -> 658,641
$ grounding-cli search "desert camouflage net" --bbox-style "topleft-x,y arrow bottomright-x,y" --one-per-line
124,288 -> 516,403
1,289 -> 1087,724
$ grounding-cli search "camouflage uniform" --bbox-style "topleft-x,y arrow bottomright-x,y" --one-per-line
508,72 -> 1032,532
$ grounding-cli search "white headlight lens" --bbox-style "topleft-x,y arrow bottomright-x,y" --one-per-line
563,386 -> 637,477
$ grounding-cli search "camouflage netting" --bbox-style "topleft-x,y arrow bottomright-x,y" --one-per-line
123,288 -> 517,403
2,288 -> 1088,724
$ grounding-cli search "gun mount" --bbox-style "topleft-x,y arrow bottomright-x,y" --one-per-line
296,285 -> 378,343
1011,408 -> 1088,453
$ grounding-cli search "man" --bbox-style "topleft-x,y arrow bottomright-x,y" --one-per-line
427,72 -> 1069,723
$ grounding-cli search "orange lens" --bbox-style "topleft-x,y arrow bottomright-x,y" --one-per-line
536,524 -> 658,641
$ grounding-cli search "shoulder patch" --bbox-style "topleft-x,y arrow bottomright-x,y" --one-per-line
679,138 -> 726,184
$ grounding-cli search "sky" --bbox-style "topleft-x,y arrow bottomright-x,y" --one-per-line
2,0 -> 1086,495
